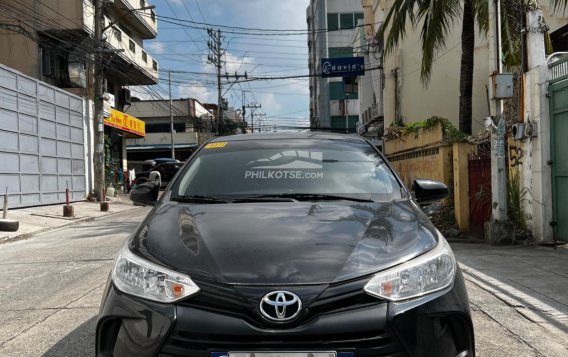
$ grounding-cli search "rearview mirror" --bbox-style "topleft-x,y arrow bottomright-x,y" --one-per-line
412,179 -> 449,204
129,181 -> 159,206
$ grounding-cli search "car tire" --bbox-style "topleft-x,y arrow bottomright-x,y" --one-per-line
0,219 -> 19,232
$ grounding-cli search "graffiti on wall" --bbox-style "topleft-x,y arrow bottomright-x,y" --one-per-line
509,145 -> 524,167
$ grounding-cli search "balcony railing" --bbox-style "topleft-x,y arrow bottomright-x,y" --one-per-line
104,19 -> 158,83
115,0 -> 158,39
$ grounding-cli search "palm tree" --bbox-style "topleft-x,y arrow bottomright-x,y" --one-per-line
378,0 -> 485,135
551,0 -> 568,9
377,0 -> 546,135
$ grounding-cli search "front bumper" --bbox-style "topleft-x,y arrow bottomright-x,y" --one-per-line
96,269 -> 474,357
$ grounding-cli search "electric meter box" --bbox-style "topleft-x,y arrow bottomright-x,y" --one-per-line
491,73 -> 514,99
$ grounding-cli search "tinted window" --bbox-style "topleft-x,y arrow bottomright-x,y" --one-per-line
172,139 -> 402,201
354,12 -> 364,26
327,13 -> 339,31
340,13 -> 354,30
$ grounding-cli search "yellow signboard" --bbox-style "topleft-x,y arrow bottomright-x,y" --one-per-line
205,142 -> 227,149
104,109 -> 145,137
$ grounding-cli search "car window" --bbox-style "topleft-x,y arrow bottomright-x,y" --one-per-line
172,139 -> 403,201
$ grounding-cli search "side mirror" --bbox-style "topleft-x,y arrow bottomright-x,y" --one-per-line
129,181 -> 159,206
412,179 -> 449,204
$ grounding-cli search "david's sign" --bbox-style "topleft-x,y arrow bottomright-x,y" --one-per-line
321,57 -> 365,78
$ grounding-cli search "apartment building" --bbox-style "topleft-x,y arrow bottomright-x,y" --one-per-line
307,0 -> 364,133
0,0 -> 158,193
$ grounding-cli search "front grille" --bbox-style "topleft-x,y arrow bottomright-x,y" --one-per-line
159,326 -> 408,357
179,278 -> 254,319
179,276 -> 382,327
162,279 -> 407,356
307,278 -> 380,318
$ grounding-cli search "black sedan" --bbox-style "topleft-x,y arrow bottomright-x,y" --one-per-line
97,133 -> 474,357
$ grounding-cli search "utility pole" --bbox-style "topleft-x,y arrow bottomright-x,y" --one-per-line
486,0 -> 513,244
242,90 -> 246,130
256,113 -> 267,132
169,70 -> 175,159
93,0 -> 105,205
244,103 -> 261,133
207,28 -> 223,135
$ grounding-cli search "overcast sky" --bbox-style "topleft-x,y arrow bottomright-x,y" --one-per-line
135,0 -> 311,131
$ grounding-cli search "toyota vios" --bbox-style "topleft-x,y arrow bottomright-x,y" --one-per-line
96,133 -> 475,357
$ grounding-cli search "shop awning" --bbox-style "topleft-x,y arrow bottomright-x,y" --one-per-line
104,109 -> 145,138
127,143 -> 198,151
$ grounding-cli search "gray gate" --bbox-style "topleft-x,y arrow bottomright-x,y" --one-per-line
549,57 -> 568,242
0,64 -> 86,208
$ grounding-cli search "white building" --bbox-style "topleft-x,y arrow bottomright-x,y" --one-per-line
307,0 -> 364,133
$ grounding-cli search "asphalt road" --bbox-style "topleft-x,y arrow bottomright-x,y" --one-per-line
0,207 -> 565,356
0,207 -> 151,357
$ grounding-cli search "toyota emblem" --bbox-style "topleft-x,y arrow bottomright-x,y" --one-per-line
259,291 -> 302,322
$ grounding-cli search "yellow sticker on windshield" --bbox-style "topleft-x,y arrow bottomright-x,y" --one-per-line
205,142 -> 227,149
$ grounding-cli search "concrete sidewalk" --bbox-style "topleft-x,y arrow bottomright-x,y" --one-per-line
452,242 -> 568,338
0,194 -> 143,244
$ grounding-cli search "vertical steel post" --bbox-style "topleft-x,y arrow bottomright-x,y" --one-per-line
3,187 -> 7,220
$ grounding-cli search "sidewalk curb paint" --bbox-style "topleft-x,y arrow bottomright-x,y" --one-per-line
0,206 -> 144,245
460,262 -> 568,329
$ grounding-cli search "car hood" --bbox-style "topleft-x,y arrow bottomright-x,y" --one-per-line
130,200 -> 438,285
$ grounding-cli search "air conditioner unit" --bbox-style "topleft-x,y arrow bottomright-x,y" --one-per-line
68,62 -> 86,88
121,88 -> 131,105
524,121 -> 538,138
512,123 -> 525,140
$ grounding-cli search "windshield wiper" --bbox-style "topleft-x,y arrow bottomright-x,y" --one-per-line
232,196 -> 297,203
249,193 -> 374,203
170,195 -> 231,204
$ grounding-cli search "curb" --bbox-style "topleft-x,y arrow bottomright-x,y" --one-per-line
460,262 -> 568,330
0,205 -> 144,245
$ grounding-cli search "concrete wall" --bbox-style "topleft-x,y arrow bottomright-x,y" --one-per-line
512,64 -> 554,243
540,3 -> 568,33
384,123 -> 452,189
384,123 -> 475,232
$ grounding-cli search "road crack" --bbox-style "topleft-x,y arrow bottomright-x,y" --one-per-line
0,282 -> 106,347
470,300 -> 547,357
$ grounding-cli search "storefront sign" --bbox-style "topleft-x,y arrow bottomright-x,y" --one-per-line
320,57 -> 365,78
104,109 -> 145,137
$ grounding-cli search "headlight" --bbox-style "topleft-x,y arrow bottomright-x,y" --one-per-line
364,234 -> 456,301
112,243 -> 200,303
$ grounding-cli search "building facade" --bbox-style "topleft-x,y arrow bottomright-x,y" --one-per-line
124,98 -> 214,162
372,0 -> 489,134
354,0 -> 383,148
307,0 -> 364,133
0,0 -> 158,193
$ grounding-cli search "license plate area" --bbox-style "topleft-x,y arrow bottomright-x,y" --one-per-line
212,353 -> 337,357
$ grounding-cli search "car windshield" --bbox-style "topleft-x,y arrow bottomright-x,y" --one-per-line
171,138 -> 404,202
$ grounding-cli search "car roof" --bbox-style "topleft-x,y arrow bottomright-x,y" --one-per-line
208,132 -> 366,143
